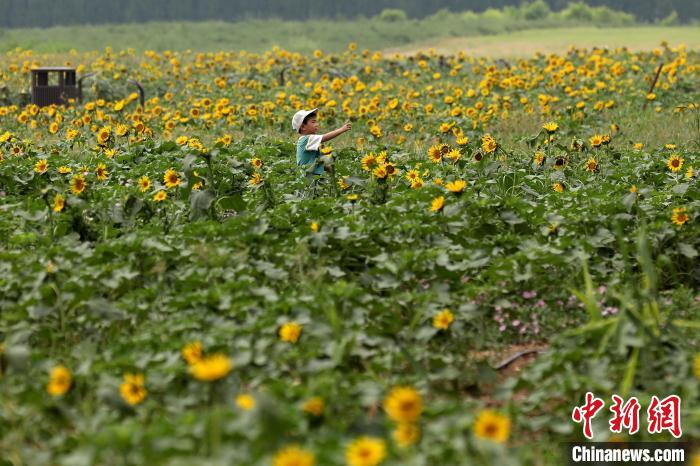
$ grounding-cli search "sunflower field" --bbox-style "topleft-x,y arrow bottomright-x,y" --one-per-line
0,43 -> 699,465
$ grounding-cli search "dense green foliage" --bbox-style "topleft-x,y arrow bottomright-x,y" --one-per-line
0,43 -> 698,465
0,0 -> 698,28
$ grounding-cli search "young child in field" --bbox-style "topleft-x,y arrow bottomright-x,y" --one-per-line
292,108 -> 351,176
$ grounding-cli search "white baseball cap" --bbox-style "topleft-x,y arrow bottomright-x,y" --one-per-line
291,108 -> 318,132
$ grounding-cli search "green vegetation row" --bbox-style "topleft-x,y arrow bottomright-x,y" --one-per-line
0,3 -> 696,55
1,0 -> 698,29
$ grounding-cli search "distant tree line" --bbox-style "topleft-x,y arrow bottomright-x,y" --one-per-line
1,0 -> 697,28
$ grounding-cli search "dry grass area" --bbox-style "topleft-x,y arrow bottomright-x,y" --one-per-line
384,27 -> 700,57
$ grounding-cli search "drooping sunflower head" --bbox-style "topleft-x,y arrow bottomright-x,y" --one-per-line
534,151 -> 545,166
431,195 -> 445,212
52,194 -> 65,212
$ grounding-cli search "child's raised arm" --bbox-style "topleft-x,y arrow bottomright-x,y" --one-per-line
321,121 -> 352,142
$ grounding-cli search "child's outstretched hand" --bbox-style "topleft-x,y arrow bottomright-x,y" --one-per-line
341,121 -> 352,132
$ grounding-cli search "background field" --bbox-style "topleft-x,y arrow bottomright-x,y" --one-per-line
386,26 -> 700,56
1,20 -> 698,56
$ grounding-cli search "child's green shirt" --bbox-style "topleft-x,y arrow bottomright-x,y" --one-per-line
296,134 -> 325,175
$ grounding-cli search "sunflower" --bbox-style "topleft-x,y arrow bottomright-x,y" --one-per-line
279,322 -> 302,343
361,153 -> 378,171
176,136 -> 189,146
553,183 -> 564,193
431,196 -> 445,212
373,165 -> 388,180
49,122 -> 59,134
34,159 -> 48,174
589,134 -> 604,148
439,122 -> 454,133
181,340 -> 202,365
473,410 -> 511,443
446,148 -> 462,162
119,373 -> 147,405
433,309 -> 454,330
189,353 -> 232,382
95,163 -> 108,181
472,151 -> 484,162
410,178 -> 424,189
273,445 -> 315,466
392,423 -> 420,448
554,157 -> 566,170
163,169 -> 181,188
235,394 -> 256,411
345,437 -> 386,466
70,174 -> 87,195
445,180 -> 466,194
338,177 -> 351,190
153,190 -> 167,202
66,129 -> 79,142
384,162 -> 398,177
671,207 -> 689,226
534,151 -> 545,166
302,397 -> 325,417
96,126 -> 111,145
47,365 -> 72,396
405,170 -> 420,182
116,124 -> 129,137
251,157 -> 263,169
427,144 -> 443,163
52,194 -> 65,213
456,136 -> 469,146
481,134 -> 497,154
138,176 -> 151,192
542,121 -> 558,134
370,125 -> 382,138
667,155 -> 684,172
584,157 -> 598,172
249,172 -> 263,186
694,354 -> 700,379
347,193 -> 359,202
686,166 -> 695,179
383,386 -> 423,423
